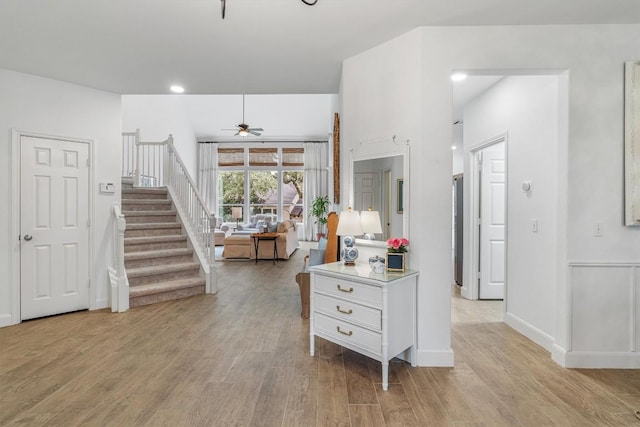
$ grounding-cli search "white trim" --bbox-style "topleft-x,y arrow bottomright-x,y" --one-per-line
561,351 -> 640,369
416,349 -> 455,367
464,133 -> 508,302
10,129 -> 94,324
94,298 -> 109,310
0,314 -> 13,328
504,312 -> 555,352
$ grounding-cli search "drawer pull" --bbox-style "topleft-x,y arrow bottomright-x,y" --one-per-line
336,305 -> 353,315
336,326 -> 353,336
337,284 -> 354,293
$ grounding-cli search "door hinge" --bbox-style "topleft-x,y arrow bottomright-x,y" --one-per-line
478,272 -> 481,279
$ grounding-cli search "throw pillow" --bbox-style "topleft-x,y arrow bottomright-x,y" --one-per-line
268,222 -> 279,233
277,222 -> 287,233
309,249 -> 326,267
317,237 -> 328,251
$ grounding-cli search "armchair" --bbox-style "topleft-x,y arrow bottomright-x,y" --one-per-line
295,212 -> 339,318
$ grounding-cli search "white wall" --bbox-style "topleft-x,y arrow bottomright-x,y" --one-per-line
342,24 -> 640,368
463,76 -> 560,345
122,94 -> 337,182
419,25 -> 639,368
0,68 -> 122,325
342,29 -> 442,363
122,95 -> 198,178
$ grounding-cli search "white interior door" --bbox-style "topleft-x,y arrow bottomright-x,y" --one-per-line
20,136 -> 90,320
479,141 -> 505,299
354,172 -> 380,213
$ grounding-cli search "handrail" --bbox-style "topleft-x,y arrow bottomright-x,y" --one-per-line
127,132 -> 217,294
109,204 -> 129,312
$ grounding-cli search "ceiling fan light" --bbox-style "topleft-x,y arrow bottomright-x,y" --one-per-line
238,129 -> 249,136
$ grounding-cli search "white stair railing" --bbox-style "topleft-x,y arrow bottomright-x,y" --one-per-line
108,204 -> 129,312
121,129 -> 138,178
123,132 -> 217,295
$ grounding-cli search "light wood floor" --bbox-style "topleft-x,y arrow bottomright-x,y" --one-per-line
1,246 -> 639,426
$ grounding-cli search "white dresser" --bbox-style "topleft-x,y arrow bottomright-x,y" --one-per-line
309,262 -> 418,390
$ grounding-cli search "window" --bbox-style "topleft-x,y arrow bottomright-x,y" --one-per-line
216,146 -> 304,226
218,171 -> 245,222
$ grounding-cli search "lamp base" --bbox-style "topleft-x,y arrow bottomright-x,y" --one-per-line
343,260 -> 356,266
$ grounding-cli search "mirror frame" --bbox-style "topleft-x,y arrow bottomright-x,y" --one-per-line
348,139 -> 411,248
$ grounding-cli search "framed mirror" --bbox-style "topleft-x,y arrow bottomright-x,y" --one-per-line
349,142 -> 410,248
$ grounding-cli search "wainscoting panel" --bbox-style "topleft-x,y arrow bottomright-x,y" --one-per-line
569,262 -> 639,355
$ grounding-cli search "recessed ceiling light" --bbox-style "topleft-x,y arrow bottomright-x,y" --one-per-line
170,85 -> 185,93
451,73 -> 467,82
451,145 -> 457,150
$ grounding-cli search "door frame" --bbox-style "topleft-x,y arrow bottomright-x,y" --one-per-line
464,133 -> 508,305
10,129 -> 94,325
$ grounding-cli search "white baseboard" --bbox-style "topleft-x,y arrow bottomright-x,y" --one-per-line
92,298 -> 109,310
416,348 -> 454,367
0,313 -> 15,328
505,311 -> 555,352
562,351 -> 640,369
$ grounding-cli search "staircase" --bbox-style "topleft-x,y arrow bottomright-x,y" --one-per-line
122,178 -> 206,308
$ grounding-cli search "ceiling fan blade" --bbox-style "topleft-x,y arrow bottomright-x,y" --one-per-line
221,128 -> 239,131
248,127 -> 264,132
249,130 -> 262,136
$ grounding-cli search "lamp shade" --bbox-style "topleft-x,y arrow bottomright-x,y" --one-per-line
231,207 -> 242,220
336,209 -> 363,237
360,210 -> 382,234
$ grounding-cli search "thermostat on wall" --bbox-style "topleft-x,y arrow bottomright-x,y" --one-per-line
100,182 -> 116,193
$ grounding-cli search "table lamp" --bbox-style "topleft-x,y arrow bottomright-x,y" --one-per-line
360,208 -> 382,240
231,206 -> 242,228
336,207 -> 363,265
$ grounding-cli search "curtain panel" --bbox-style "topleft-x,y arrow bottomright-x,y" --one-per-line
303,142 -> 329,241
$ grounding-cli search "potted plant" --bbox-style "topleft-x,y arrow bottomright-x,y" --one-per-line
310,195 -> 330,239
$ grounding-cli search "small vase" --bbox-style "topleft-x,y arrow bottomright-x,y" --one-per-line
368,256 -> 385,274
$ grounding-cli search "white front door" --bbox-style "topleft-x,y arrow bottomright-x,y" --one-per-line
20,136 -> 90,320
479,141 -> 505,299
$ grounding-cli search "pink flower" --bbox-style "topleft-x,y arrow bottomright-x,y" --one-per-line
387,237 -> 409,253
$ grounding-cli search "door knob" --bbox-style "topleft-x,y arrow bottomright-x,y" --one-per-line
23,235 -> 32,241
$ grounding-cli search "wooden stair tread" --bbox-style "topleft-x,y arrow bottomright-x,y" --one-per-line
127,262 -> 200,279
129,277 -> 205,297
125,248 -> 193,261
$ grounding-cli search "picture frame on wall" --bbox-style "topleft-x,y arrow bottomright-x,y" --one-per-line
625,61 -> 640,226
397,179 -> 404,214
386,252 -> 405,272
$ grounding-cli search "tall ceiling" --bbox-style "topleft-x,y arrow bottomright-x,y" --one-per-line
1,0 -> 638,95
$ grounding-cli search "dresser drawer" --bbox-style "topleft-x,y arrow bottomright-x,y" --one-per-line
314,275 -> 381,308
314,293 -> 381,331
314,313 -> 381,356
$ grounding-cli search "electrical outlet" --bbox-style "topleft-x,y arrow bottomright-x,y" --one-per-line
531,219 -> 538,233
593,222 -> 603,237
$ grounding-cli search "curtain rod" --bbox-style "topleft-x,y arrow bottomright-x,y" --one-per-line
198,140 -> 328,144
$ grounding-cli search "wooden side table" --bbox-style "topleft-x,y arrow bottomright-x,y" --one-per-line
250,233 -> 279,264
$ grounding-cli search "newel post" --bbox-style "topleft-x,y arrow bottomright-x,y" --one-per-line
208,213 -> 218,294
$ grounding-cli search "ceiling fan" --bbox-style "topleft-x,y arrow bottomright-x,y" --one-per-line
222,94 -> 264,136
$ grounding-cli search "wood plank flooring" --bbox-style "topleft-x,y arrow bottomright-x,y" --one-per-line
1,245 -> 639,426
